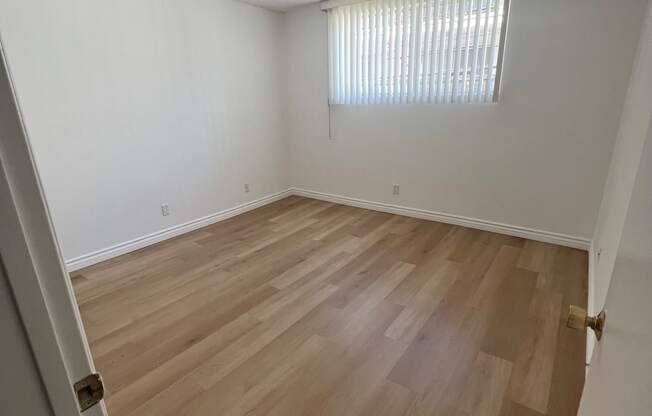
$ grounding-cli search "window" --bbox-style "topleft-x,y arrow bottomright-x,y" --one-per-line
327,0 -> 509,105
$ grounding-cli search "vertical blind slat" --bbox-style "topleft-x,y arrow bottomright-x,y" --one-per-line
378,0 -> 384,103
372,3 -> 376,103
436,0 -> 448,102
413,0 -> 423,101
351,7 -> 357,103
375,2 -> 382,103
360,4 -> 364,103
394,0 -> 403,103
485,0 -> 502,102
328,10 -> 335,103
344,8 -> 348,102
406,0 -> 415,102
445,0 -> 455,101
359,6 -> 364,103
388,0 -> 395,102
356,7 -> 360,103
394,0 -> 401,102
460,0 -> 472,100
381,0 -> 388,103
340,9 -> 346,103
442,0 -> 450,101
482,0 -> 494,101
401,0 -> 409,102
477,0 -> 491,102
468,0 -> 482,102
364,3 -> 370,103
334,9 -> 340,103
328,0 -> 505,105
421,0 -> 432,100
451,0 -> 465,101
376,2 -> 383,103
428,0 -> 440,102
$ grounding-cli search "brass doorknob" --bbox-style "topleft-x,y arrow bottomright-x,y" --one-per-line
567,305 -> 606,341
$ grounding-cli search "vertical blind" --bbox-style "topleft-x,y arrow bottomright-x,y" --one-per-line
327,0 -> 508,105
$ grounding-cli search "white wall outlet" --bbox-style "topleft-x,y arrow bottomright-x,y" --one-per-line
244,183 -> 250,193
161,203 -> 170,216
393,184 -> 400,195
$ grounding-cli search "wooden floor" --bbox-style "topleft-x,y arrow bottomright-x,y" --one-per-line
72,196 -> 587,416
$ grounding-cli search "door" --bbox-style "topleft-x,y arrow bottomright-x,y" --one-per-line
0,35 -> 107,415
578,117 -> 652,414
0,261 -> 54,415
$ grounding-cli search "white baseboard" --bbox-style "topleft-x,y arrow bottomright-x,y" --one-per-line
65,189 -> 293,271
292,188 -> 592,251
66,186 -> 591,272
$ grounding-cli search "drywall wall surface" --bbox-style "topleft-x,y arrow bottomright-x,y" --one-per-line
285,0 -> 646,240
0,0 -> 289,260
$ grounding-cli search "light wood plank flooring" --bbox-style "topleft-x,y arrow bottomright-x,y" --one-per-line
71,196 -> 587,416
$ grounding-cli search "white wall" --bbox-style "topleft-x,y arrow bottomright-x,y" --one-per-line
0,0 -> 289,261
285,0 -> 646,240
588,0 -> 652,361
0,0 -> 647,266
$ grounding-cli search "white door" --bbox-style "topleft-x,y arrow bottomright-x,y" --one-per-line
578,117 -> 652,414
0,36 -> 107,416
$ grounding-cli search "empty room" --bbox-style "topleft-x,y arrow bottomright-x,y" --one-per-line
1,0 -> 652,415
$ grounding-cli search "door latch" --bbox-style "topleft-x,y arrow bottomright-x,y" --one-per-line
74,373 -> 104,412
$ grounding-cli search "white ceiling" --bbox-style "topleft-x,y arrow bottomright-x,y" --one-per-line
239,0 -> 320,12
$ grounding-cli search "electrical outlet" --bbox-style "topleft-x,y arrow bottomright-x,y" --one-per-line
244,183 -> 250,193
161,203 -> 170,216
393,184 -> 400,195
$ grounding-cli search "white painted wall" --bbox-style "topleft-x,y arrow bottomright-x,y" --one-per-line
588,0 -> 652,363
0,0 -> 289,261
0,0 -> 647,267
285,0 -> 646,240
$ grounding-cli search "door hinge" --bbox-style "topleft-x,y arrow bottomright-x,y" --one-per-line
74,373 -> 104,412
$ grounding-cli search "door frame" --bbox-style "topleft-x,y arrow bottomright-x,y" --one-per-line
0,34 -> 107,416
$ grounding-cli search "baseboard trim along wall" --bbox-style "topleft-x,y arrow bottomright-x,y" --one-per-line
65,189 -> 293,271
292,188 -> 592,251
66,186 -> 591,271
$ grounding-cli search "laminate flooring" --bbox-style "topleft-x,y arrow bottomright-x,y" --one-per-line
71,196 -> 587,416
